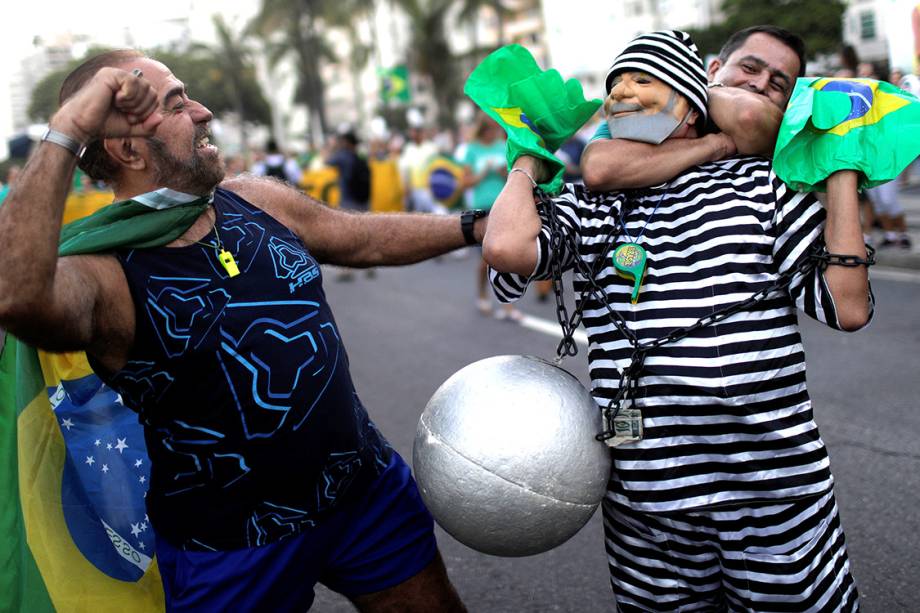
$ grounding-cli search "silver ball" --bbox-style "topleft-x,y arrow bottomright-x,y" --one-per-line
413,355 -> 611,557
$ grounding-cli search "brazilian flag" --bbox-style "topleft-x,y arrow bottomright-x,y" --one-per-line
379,65 -> 411,104
0,190 -> 209,611
774,76 -> 920,191
0,342 -> 165,611
464,45 -> 601,195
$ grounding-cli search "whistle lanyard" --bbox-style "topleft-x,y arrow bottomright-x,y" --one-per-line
611,186 -> 668,304
194,209 -> 241,277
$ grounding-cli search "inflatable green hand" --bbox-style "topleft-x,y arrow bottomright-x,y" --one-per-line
464,45 -> 602,195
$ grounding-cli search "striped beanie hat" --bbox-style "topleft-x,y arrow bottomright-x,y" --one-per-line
605,30 -> 708,123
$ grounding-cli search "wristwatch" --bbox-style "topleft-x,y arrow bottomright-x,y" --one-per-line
461,209 -> 489,245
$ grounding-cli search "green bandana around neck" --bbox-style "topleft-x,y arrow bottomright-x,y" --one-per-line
58,187 -> 213,257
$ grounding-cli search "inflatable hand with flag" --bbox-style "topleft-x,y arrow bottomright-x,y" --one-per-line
774,77 -> 920,191
464,45 -> 602,195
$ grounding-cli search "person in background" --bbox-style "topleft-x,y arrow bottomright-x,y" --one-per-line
252,138 -> 302,185
459,113 -> 521,321
0,164 -> 21,204
327,127 -> 375,280
399,122 -> 445,214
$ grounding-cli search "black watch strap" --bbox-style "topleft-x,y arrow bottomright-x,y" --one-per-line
461,209 -> 488,245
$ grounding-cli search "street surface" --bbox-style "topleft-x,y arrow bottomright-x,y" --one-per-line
313,254 -> 920,612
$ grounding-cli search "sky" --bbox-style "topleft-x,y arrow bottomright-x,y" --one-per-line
2,0 -> 259,63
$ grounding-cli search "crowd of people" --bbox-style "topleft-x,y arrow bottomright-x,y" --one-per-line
0,19 -> 914,612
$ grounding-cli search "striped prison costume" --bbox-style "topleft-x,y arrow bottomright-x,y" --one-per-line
490,156 -> 872,611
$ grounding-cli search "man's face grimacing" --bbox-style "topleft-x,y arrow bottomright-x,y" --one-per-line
707,33 -> 801,109
128,58 -> 225,194
604,71 -> 697,144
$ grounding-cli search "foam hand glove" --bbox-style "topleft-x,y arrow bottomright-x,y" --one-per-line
464,45 -> 601,194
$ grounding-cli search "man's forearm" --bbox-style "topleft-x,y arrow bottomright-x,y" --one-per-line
344,211 -> 473,266
0,139 -> 78,319
581,135 -> 730,191
823,170 -> 871,331
225,174 -> 475,267
708,86 -> 783,156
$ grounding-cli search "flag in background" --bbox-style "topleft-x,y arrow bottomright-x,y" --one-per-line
773,76 -> 920,192
379,65 -> 411,104
0,338 -> 164,612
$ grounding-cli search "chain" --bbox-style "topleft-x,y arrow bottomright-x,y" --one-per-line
537,186 -> 868,442
811,245 -> 876,270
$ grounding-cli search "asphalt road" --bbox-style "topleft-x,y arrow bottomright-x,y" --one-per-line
312,254 -> 920,612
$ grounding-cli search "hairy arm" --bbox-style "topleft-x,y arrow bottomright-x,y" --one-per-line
581,133 -> 734,191
707,86 -> 784,156
0,66 -> 156,355
822,170 -> 871,331
222,175 -> 481,266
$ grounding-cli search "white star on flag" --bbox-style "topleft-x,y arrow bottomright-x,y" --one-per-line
94,439 -> 101,447
85,456 -> 95,466
106,443 -> 112,450
61,418 -> 74,431
115,438 -> 128,453
101,464 -> 109,473
139,475 -> 146,484
140,521 -> 147,531
131,523 -> 142,537
134,459 -> 143,468
138,542 -> 146,550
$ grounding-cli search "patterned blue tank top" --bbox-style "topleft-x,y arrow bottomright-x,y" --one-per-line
95,188 -> 391,551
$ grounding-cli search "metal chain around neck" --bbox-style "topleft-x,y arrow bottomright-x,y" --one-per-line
538,187 -> 840,442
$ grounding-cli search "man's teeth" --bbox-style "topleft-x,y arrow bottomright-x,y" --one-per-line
197,136 -> 210,148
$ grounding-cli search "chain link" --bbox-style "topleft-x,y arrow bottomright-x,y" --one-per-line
536,187 -> 860,442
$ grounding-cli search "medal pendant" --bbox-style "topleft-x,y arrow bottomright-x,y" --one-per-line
612,242 -> 647,304
218,249 -> 241,277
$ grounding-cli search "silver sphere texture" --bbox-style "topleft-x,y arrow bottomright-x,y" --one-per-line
413,355 -> 612,557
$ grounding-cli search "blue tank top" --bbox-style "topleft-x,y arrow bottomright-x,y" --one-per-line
95,188 -> 391,550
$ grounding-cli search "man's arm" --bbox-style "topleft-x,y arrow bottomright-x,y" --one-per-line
481,157 -> 544,276
821,170 -> 871,331
222,175 -> 482,267
581,133 -> 735,191
0,67 -> 158,352
707,86 -> 784,156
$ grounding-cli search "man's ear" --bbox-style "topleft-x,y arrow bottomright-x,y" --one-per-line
102,137 -> 146,171
706,58 -> 722,83
686,110 -> 700,126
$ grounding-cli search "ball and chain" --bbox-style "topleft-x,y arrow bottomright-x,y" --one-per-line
536,187 -> 876,443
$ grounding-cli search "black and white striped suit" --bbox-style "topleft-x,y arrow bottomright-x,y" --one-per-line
490,156 -> 872,610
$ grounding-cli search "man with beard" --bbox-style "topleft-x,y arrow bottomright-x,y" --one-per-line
484,31 -> 868,610
0,50 -> 472,611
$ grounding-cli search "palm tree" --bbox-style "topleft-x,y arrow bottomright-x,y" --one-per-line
210,15 -> 260,160
391,0 -> 462,130
249,0 -> 341,143
323,0 -> 376,132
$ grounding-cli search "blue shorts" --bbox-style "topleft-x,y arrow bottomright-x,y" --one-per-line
155,451 -> 438,611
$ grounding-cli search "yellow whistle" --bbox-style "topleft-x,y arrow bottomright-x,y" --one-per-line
218,249 -> 241,277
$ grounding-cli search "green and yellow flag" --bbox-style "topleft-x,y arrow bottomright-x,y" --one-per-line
774,76 -> 920,191
1,190 -> 208,612
379,65 -> 411,104
464,45 -> 602,195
